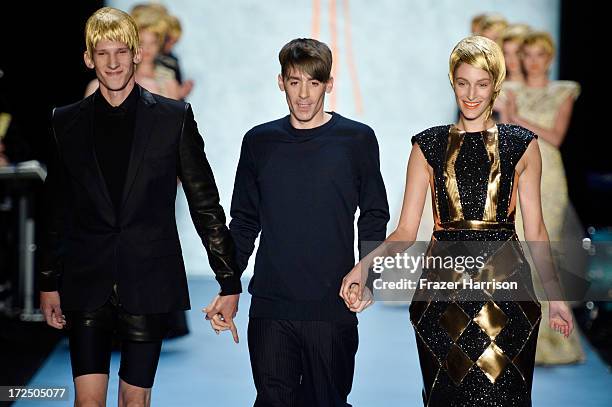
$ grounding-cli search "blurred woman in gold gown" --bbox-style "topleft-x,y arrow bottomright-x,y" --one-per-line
499,31 -> 585,365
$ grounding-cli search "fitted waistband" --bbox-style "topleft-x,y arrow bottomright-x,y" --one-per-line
436,219 -> 516,231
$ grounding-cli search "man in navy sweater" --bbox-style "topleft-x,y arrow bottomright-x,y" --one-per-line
207,38 -> 389,406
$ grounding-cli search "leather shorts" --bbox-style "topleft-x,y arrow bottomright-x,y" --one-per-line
65,284 -> 170,342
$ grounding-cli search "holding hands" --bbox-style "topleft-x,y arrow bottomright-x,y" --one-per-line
203,294 -> 240,343
339,262 -> 374,313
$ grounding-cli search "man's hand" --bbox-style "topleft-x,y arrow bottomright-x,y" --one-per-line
203,294 -> 240,343
40,291 -> 65,329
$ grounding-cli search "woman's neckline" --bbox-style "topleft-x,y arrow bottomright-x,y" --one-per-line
452,123 -> 498,135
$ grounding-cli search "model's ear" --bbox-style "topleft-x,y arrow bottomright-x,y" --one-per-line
325,76 -> 334,94
133,47 -> 143,65
278,74 -> 285,92
84,51 -> 95,69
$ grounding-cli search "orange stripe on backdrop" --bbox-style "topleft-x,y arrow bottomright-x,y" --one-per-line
329,0 -> 339,111
311,0 -> 321,39
342,0 -> 363,115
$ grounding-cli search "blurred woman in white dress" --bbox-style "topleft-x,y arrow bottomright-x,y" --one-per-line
498,31 -> 585,365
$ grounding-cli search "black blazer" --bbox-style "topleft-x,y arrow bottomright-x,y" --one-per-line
39,86 -> 241,314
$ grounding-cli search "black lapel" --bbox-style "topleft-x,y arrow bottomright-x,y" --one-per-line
120,86 -> 157,212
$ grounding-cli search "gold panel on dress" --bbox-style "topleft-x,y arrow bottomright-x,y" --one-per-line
476,342 -> 510,383
444,126 -> 466,221
471,239 -> 526,298
445,344 -> 474,385
473,301 -> 508,340
439,302 -> 470,342
482,126 -> 501,222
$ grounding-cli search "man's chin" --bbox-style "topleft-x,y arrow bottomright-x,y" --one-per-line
295,112 -> 314,122
98,78 -> 131,92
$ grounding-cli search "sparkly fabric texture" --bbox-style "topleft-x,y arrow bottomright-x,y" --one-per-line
410,124 -> 541,407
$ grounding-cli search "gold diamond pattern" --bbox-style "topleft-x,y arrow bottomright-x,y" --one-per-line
445,344 -> 474,385
439,302 -> 470,342
518,301 -> 542,328
476,343 -> 510,383
473,301 -> 508,340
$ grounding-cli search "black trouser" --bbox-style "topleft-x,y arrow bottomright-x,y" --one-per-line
248,318 -> 358,407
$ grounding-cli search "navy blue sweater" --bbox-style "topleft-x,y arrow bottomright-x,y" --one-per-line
229,112 -> 389,322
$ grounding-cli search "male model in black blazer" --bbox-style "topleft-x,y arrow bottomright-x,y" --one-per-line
39,7 -> 240,407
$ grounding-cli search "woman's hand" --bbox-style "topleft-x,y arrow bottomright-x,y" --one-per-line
548,300 -> 574,338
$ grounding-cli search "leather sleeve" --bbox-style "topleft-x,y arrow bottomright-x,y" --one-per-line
39,109 -> 65,292
178,104 -> 242,295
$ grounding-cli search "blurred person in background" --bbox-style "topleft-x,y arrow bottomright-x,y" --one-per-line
480,13 -> 508,42
470,13 -> 487,35
499,30 -> 585,365
499,23 -> 531,83
132,9 -> 181,99
157,14 -> 194,100
130,2 -> 167,21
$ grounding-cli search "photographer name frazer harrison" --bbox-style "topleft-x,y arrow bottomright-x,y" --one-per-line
373,278 -> 519,291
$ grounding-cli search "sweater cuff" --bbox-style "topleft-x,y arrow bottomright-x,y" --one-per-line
218,277 -> 242,296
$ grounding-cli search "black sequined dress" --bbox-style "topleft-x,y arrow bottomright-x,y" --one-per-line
409,124 -> 542,407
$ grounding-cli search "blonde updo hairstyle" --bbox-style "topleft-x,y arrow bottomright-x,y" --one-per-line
448,36 -> 506,120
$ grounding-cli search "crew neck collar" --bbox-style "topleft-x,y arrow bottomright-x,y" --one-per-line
283,111 -> 339,137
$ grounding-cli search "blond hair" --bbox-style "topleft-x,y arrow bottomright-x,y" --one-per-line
130,3 -> 168,21
449,36 -> 506,119
85,7 -> 139,59
471,13 -> 488,35
481,14 -> 508,35
499,23 -> 530,46
522,31 -> 555,57
133,7 -> 169,44
165,15 -> 182,39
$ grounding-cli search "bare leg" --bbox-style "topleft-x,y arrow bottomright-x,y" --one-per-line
74,373 -> 109,407
118,379 -> 152,407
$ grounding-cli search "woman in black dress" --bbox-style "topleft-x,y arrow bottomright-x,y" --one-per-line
340,36 -> 573,406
